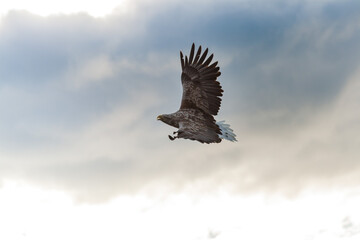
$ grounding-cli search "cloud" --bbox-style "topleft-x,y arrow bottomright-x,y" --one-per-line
208,229 -> 221,239
341,216 -> 360,238
0,0 -> 360,202
68,55 -> 115,87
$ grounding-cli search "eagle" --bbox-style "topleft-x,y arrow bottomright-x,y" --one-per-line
157,43 -> 237,144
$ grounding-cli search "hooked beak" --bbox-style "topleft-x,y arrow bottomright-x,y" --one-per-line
157,115 -> 162,120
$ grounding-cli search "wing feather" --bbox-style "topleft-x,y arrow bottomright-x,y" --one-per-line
197,48 -> 208,66
179,43 -> 223,116
188,43 -> 195,64
180,51 -> 185,70
193,46 -> 202,63
202,54 -> 214,67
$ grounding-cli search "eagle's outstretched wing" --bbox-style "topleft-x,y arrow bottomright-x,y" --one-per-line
179,43 -> 223,116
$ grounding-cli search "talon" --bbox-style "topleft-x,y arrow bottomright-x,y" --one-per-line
168,135 -> 176,141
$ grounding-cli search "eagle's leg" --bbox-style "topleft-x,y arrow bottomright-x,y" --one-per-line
168,131 -> 179,141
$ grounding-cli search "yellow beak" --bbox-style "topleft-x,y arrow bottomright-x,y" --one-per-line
157,115 -> 162,120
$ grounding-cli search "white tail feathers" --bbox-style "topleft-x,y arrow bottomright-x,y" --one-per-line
217,120 -> 237,142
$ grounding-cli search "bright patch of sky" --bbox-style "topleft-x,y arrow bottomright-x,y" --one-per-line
0,0 -> 127,17
1,180 -> 359,240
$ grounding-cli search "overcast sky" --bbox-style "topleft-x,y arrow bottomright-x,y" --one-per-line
1,0 -> 360,239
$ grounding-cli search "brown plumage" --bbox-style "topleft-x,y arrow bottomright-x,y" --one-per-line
157,43 -> 236,144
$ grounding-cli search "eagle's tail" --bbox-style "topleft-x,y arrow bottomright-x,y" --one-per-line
217,120 -> 237,142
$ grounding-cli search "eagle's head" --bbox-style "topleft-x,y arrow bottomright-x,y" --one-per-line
157,114 -> 168,123
157,114 -> 179,128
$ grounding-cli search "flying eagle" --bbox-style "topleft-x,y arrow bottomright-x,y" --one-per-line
157,43 -> 237,144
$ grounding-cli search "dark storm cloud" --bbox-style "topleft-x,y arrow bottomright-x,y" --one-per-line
220,1 -> 360,117
0,0 -> 360,201
141,0 -> 360,128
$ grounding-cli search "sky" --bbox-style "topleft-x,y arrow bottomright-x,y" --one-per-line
1,0 -> 360,239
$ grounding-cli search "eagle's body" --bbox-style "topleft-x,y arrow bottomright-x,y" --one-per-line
157,44 -> 236,144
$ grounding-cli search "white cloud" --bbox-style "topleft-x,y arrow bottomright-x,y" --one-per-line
68,55 -> 115,87
0,0 -> 128,17
1,180 -> 360,240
